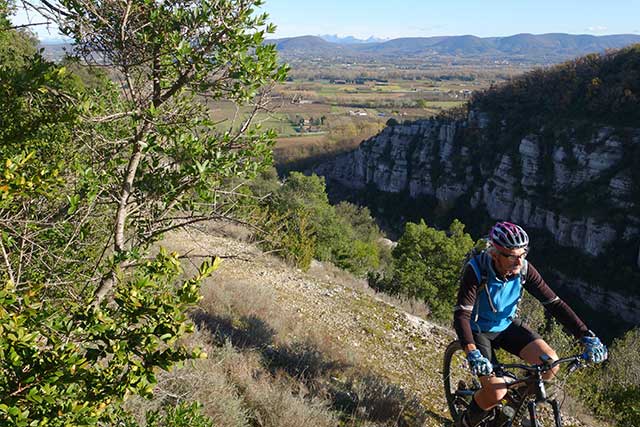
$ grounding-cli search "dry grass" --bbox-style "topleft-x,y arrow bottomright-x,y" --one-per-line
125,338 -> 337,427
307,259 -> 431,321
130,228 -> 441,426
137,224 -> 474,427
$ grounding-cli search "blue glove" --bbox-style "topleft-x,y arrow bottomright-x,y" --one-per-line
467,349 -> 493,376
581,333 -> 608,364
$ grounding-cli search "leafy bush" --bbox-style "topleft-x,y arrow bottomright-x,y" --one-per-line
258,207 -> 317,271
570,328 -> 640,427
371,219 -> 474,320
245,172 -> 385,275
0,250 -> 217,426
145,402 -> 214,427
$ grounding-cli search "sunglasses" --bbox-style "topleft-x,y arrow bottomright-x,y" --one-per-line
496,248 -> 529,261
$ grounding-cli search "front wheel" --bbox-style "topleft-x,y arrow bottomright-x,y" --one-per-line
443,340 -> 482,421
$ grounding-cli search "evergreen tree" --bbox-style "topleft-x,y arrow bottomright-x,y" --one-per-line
380,219 -> 474,320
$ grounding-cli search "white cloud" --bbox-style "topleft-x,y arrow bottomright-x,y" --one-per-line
586,26 -> 609,33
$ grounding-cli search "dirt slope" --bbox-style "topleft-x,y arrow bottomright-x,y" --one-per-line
163,225 -> 603,427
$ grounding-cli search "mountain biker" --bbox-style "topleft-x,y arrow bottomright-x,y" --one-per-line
453,221 -> 608,427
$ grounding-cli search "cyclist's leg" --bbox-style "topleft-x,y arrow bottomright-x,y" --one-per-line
476,374 -> 509,408
520,339 -> 559,380
498,319 -> 559,380
456,375 -> 508,426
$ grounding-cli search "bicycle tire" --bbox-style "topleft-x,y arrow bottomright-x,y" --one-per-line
443,340 -> 480,420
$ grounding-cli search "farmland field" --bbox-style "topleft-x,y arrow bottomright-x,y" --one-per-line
206,61 -> 514,172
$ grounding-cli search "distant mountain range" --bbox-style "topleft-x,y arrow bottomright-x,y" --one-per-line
266,33 -> 640,63
318,34 -> 389,44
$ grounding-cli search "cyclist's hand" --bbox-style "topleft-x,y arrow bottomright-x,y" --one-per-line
581,333 -> 608,364
467,349 -> 493,376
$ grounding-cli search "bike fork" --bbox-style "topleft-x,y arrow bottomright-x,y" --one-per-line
526,399 -> 563,427
527,401 -> 539,427
550,399 -> 562,427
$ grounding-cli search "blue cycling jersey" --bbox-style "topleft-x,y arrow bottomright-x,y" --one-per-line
468,253 -> 525,333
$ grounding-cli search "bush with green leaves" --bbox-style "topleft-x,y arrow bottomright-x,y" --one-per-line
569,328 -> 640,427
1,0 -> 287,423
109,402 -> 214,427
370,219 -> 474,320
0,250 -> 218,426
247,172 -> 384,275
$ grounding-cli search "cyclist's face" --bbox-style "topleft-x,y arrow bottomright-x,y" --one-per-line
493,247 -> 528,277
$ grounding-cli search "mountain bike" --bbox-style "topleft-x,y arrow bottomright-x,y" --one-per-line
442,340 -> 586,427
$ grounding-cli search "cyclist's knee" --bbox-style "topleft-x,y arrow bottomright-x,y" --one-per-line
478,376 -> 508,404
543,364 -> 560,380
521,339 -> 558,363
521,339 -> 559,380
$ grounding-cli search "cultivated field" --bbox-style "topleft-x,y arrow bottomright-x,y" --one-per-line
206,61 -> 517,172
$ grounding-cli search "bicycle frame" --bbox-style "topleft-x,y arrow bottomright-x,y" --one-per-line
492,355 -> 584,427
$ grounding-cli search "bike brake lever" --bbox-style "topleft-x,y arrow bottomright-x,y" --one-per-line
567,359 -> 582,374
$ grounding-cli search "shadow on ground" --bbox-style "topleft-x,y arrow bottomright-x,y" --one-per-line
193,309 -> 453,426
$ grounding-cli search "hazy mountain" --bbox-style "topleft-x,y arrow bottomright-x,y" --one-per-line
266,35 -> 357,56
269,33 -> 640,63
318,34 -> 388,44
353,37 -> 449,56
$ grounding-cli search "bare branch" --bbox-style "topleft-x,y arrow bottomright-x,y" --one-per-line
10,21 -> 51,29
87,110 -> 140,123
0,237 -> 16,285
22,0 -> 71,18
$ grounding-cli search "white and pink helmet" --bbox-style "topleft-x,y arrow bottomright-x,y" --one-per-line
490,221 -> 529,250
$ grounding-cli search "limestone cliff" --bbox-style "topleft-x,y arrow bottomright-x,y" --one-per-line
314,112 -> 640,323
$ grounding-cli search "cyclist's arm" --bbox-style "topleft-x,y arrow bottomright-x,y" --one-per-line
454,264 -> 479,354
524,263 -> 590,338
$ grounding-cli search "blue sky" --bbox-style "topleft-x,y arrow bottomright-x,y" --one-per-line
263,0 -> 640,39
12,0 -> 640,41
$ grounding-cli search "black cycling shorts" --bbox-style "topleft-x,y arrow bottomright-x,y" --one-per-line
472,318 -> 541,363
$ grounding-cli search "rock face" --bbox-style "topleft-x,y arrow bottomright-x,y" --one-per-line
314,112 -> 640,318
551,272 -> 640,325
316,113 -> 639,258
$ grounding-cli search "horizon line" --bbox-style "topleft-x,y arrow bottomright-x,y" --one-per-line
38,31 -> 640,44
269,31 -> 640,41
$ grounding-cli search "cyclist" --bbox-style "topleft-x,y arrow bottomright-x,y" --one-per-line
453,221 -> 607,427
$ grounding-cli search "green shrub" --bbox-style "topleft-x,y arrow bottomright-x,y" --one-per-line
244,172 -> 385,275
0,250 -> 217,426
374,219 -> 474,320
146,402 -> 214,427
260,207 -> 317,271
570,328 -> 640,427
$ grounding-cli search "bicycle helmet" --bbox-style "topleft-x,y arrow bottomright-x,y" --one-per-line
490,221 -> 529,250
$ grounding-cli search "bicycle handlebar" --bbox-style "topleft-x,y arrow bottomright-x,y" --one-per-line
496,354 -> 585,374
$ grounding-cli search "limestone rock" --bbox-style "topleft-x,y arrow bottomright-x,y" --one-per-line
314,115 -> 639,261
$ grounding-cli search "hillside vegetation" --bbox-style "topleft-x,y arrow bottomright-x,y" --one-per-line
472,43 -> 640,128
